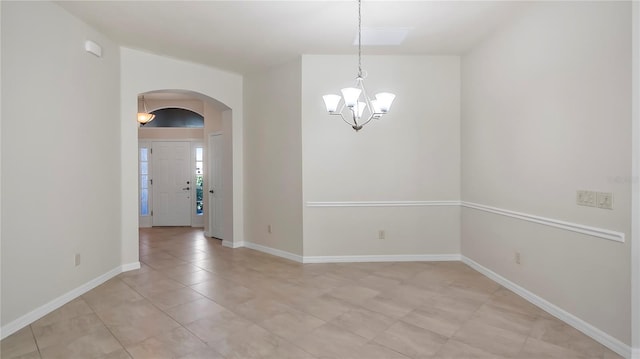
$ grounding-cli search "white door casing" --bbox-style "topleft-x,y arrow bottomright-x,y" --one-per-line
152,141 -> 191,226
209,133 -> 224,238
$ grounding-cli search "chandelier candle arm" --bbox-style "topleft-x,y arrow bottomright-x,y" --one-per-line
321,0 -> 396,132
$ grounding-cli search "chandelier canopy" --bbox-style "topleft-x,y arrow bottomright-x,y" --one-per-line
322,0 -> 396,131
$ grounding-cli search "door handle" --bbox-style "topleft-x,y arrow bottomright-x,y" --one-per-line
209,190 -> 214,194
182,187 -> 190,190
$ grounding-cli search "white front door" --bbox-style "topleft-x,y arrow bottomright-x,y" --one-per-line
208,134 -> 223,238
152,141 -> 191,226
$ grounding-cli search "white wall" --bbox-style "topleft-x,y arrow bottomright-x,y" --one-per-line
633,2 -> 640,355
244,59 -> 303,255
1,0 -> 121,328
222,110 -> 234,243
461,1 -> 631,345
301,55 -> 461,257
120,48 -> 244,263
1,0 -> 5,329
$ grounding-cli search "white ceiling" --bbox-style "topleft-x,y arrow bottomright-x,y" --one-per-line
57,1 -> 529,75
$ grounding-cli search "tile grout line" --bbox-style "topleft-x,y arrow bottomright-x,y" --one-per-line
7,227 -> 619,358
128,259 -> 228,358
27,324 -> 42,359
432,286 -> 496,357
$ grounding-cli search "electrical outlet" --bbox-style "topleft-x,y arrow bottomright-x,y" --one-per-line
514,252 -> 521,265
576,190 -> 596,207
597,192 -> 613,210
75,253 -> 81,267
267,224 -> 272,234
378,230 -> 386,240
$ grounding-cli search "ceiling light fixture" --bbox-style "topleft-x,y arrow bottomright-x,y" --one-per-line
322,0 -> 396,132
137,95 -> 156,126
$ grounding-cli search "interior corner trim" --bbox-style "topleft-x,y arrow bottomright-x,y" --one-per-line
305,200 -> 462,207
462,201 -> 625,243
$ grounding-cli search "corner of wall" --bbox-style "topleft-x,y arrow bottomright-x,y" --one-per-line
631,1 -> 640,355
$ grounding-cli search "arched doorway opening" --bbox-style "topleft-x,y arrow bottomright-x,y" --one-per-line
119,47 -> 245,269
136,90 -> 233,244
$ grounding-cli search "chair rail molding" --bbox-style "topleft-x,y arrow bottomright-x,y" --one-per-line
305,200 -> 461,207
305,200 -> 624,243
462,201 -> 625,243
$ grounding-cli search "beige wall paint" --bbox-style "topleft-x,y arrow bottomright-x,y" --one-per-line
1,1 -> 121,327
461,1 -> 631,344
244,59 -> 303,255
301,55 -> 461,256
304,206 -> 460,257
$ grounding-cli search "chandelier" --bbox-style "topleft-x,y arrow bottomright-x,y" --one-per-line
322,0 -> 396,132
137,95 -> 156,126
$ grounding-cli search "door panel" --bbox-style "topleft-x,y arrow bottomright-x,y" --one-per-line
152,141 -> 191,226
209,134 -> 223,238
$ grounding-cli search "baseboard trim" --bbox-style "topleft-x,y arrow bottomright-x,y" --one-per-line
303,254 -> 461,264
0,262 -> 137,340
461,256 -> 631,359
462,201 -> 625,243
121,261 -> 141,272
240,241 -> 460,265
306,200 -> 461,207
222,239 -> 243,248
243,242 -> 304,263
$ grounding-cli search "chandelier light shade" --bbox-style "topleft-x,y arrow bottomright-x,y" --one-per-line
137,95 -> 156,125
137,112 -> 155,125
322,0 -> 396,131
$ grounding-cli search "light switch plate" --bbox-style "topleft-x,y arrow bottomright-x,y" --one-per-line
577,190 -> 596,207
597,192 -> 613,210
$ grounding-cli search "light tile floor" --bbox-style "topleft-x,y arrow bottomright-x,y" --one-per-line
1,227 -> 623,359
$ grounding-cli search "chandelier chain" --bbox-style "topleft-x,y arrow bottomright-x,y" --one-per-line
358,0 -> 362,78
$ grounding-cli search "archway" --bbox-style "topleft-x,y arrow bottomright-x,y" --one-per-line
120,47 -> 245,269
136,90 -> 232,240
